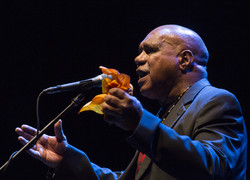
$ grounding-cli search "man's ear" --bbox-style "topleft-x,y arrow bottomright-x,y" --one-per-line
177,50 -> 194,73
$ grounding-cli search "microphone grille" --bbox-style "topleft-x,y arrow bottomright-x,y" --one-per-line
92,74 -> 112,87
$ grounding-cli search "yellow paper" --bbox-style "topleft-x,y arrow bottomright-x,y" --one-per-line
79,94 -> 106,114
78,66 -> 133,115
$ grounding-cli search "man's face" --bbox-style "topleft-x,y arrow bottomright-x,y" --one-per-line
135,30 -> 180,100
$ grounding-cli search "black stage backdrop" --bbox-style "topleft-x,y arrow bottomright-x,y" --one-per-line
0,0 -> 249,179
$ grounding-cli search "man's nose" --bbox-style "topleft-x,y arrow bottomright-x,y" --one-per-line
134,51 -> 147,66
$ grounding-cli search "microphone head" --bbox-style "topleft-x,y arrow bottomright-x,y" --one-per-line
92,74 -> 112,87
43,74 -> 112,94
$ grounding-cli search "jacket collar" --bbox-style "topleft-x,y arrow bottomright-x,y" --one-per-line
182,78 -> 211,105
163,78 -> 211,128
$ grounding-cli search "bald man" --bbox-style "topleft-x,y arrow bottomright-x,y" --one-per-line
16,25 -> 247,179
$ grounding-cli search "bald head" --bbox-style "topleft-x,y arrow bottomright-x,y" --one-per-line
148,25 -> 209,68
135,24 -> 209,101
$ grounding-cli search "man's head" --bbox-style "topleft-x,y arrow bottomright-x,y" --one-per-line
135,25 -> 209,104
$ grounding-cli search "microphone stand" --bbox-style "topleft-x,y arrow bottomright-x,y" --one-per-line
0,93 -> 85,173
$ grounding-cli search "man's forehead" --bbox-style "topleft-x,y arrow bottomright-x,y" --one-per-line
139,30 -> 172,47
140,37 -> 159,47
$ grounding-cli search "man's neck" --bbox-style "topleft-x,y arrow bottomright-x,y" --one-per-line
158,80 -> 195,106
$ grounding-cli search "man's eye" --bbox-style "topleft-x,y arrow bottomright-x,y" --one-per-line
145,47 -> 158,54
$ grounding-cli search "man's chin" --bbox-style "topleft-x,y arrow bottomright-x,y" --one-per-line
140,88 -> 157,100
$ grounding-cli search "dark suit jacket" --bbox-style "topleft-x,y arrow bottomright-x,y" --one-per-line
55,79 -> 247,180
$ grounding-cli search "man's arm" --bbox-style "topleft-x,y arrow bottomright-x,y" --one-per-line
55,145 -> 123,180
127,90 -> 247,179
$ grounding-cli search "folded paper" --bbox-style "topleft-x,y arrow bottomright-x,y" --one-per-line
79,66 -> 133,115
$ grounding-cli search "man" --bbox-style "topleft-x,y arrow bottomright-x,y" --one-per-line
16,25 -> 247,179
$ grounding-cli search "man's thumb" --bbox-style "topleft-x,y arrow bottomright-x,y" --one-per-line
54,120 -> 66,142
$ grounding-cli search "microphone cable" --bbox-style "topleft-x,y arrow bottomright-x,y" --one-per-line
1,90 -> 45,173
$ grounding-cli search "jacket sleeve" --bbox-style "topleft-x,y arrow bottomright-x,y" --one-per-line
55,145 -> 123,180
127,90 -> 247,179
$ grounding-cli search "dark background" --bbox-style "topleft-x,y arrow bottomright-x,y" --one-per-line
1,0 -> 249,179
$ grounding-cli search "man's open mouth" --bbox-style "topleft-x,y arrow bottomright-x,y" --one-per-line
136,70 -> 148,79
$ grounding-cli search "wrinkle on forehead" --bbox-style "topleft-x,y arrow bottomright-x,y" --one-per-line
142,30 -> 176,48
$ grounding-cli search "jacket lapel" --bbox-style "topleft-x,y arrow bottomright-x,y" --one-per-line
135,154 -> 152,180
163,101 -> 186,128
163,79 -> 211,128
120,151 -> 152,180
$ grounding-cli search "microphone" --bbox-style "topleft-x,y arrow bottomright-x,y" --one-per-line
43,74 -> 112,94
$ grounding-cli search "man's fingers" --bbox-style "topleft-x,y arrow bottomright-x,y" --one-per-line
109,88 -> 127,99
54,120 -> 66,142
102,102 -> 120,117
18,136 -> 41,159
18,136 -> 37,151
104,94 -> 120,108
18,136 -> 28,145
20,124 -> 37,136
16,127 -> 35,141
27,148 -> 42,160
